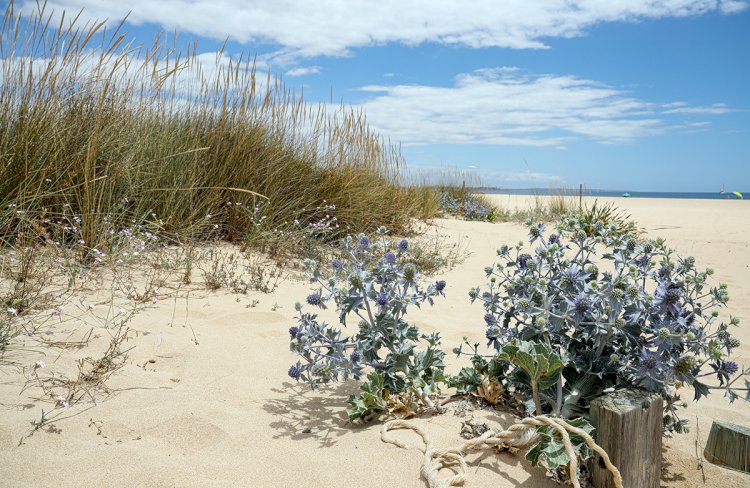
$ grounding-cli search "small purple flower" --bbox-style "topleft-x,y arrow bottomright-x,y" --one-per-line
331,258 -> 343,270
375,293 -> 389,306
349,350 -> 361,363
517,253 -> 532,270
384,252 -> 396,263
482,291 -> 493,300
572,294 -> 591,318
288,364 -> 302,380
435,280 -> 446,292
289,326 -> 299,339
655,282 -> 681,314
640,350 -> 663,372
548,234 -> 559,245
633,348 -> 668,391
724,361 -> 739,376
561,266 -> 582,287
398,239 -> 409,252
657,266 -> 671,280
484,313 -> 497,326
306,292 -> 322,306
359,236 -> 370,249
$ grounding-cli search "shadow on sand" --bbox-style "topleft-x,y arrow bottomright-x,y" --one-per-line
263,380 -> 367,448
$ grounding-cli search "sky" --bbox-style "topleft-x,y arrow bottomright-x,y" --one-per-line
19,1 -> 750,191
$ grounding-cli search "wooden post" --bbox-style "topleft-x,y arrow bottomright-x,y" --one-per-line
589,389 -> 663,488
703,420 -> 750,473
579,183 -> 583,214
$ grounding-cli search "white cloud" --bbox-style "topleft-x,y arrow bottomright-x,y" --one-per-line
351,68 -> 737,146
355,68 -> 665,146
489,170 -> 564,184
662,102 -> 736,114
286,66 -> 321,77
25,1 -> 749,58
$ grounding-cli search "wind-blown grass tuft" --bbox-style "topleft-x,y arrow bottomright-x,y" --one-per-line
0,2 -> 438,254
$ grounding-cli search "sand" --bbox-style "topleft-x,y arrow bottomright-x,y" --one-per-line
1,196 -> 748,487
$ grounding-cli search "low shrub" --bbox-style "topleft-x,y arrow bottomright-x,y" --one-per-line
457,219 -> 747,432
439,192 -> 497,222
287,227 -> 447,420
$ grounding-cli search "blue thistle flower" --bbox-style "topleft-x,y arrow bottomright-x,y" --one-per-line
288,363 -> 302,380
655,282 -> 681,314
572,293 -> 591,319
517,253 -> 532,270
641,350 -> 662,372
547,234 -> 559,245
657,266 -> 671,280
331,258 -> 343,270
384,252 -> 396,263
359,235 -> 370,249
375,293 -> 389,306
435,280 -> 446,292
288,326 -> 299,339
634,349 -> 667,391
349,350 -> 361,363
484,313 -> 497,326
306,292 -> 322,306
561,266 -> 582,287
482,291 -> 493,300
398,239 -> 409,252
724,361 -> 739,376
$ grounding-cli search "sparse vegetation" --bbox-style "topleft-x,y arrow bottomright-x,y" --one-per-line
0,3 -> 459,446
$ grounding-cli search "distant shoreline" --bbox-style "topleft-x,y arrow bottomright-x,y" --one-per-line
477,188 -> 746,200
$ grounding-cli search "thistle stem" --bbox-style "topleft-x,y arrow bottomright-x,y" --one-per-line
531,379 -> 543,416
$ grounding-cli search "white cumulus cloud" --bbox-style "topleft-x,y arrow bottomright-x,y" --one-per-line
662,102 -> 736,115
352,69 -> 736,146
286,66 -> 322,77
355,68 -> 669,146
23,1 -> 749,57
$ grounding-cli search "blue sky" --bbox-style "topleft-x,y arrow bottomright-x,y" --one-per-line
22,1 -> 750,191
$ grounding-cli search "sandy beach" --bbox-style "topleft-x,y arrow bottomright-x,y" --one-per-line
1,195 -> 749,488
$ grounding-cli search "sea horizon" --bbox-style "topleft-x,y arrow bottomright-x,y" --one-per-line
478,188 -> 747,200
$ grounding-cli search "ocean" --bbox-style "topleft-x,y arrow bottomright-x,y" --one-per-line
480,188 -> 746,200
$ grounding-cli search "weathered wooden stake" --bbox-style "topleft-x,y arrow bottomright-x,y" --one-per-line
589,389 -> 663,488
703,420 -> 750,473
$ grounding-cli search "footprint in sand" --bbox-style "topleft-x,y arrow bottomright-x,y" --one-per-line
146,414 -> 230,454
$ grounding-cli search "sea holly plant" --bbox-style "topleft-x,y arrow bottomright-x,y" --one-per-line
454,216 -> 749,434
496,340 -> 566,416
287,227 -> 448,420
439,192 -> 496,222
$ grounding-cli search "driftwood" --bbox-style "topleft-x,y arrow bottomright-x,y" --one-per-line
589,389 -> 662,488
703,420 -> 750,473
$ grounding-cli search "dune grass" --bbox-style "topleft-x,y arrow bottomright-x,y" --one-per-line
0,2 -> 439,257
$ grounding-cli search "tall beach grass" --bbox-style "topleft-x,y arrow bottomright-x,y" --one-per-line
0,2 -> 438,255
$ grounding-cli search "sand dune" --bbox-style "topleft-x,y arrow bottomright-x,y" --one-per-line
1,196 -> 748,487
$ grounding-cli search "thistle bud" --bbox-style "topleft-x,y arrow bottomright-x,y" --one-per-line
404,264 -> 417,282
